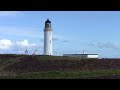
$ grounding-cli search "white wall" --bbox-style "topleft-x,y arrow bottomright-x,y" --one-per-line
87,55 -> 98,58
44,28 -> 52,55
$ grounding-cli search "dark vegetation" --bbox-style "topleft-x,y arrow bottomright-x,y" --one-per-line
1,54 -> 120,79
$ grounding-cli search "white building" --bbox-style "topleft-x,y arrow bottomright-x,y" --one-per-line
44,19 -> 53,55
63,54 -> 98,58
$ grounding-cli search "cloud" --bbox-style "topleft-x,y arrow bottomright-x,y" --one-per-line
0,39 -> 13,49
16,40 -> 36,48
96,42 -> 120,50
0,38 -> 69,54
0,26 -> 69,43
0,11 -> 23,16
88,42 -> 120,50
53,35 -> 70,43
62,40 -> 69,42
87,42 -> 95,46
0,39 -> 40,54
97,42 -> 112,48
17,50 -> 25,54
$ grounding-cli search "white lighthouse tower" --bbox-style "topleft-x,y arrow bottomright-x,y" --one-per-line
44,18 -> 53,56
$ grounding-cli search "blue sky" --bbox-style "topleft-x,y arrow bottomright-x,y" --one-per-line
0,11 -> 120,58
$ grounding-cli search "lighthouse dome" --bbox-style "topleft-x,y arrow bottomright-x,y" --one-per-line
45,19 -> 51,23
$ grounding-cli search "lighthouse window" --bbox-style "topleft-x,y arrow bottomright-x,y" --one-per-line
50,40 -> 51,43
47,24 -> 49,26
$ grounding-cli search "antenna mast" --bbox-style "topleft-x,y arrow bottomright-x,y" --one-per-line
25,49 -> 28,55
83,50 -> 85,54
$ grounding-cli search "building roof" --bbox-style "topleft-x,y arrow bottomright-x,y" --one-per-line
64,54 -> 98,55
45,18 -> 51,23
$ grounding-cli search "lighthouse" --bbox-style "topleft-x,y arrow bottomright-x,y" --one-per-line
44,19 -> 53,56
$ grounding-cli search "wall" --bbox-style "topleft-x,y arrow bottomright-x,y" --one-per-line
63,54 -> 98,58
63,54 -> 87,58
44,30 -> 52,55
87,55 -> 98,58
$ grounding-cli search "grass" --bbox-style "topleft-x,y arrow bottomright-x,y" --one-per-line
1,69 -> 120,79
0,54 -> 120,79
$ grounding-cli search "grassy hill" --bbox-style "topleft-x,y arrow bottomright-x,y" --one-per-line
1,54 -> 120,79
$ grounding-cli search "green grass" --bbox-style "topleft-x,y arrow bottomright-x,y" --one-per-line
1,69 -> 120,79
0,54 -> 120,79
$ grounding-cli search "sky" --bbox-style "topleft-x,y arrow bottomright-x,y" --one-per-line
0,11 -> 120,58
